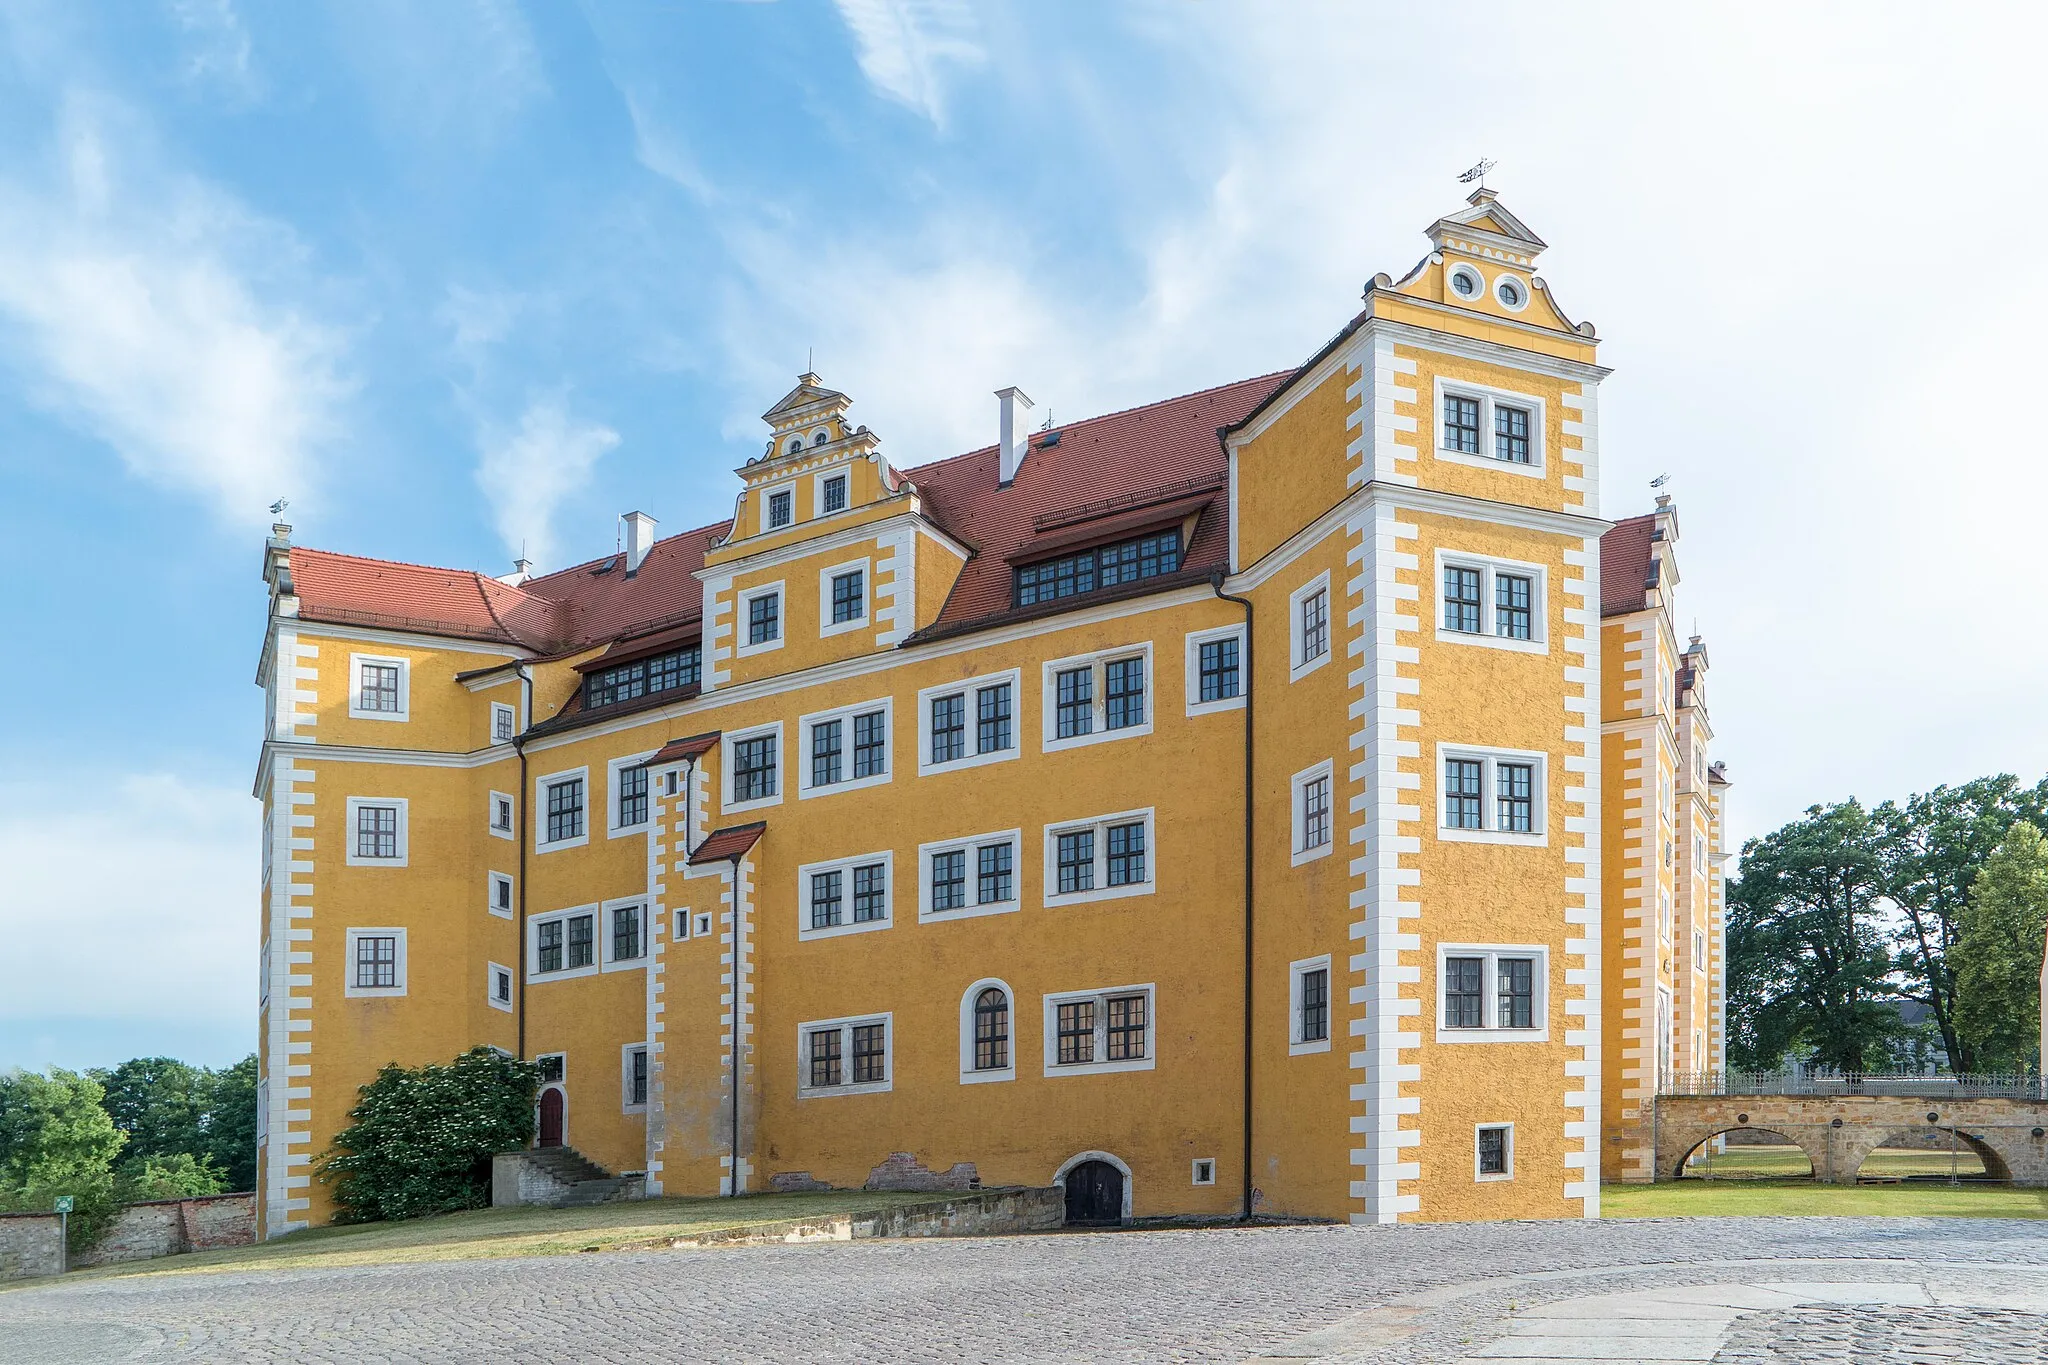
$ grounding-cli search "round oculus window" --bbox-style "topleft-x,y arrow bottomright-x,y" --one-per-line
1495,277 -> 1527,310
1449,267 -> 1481,298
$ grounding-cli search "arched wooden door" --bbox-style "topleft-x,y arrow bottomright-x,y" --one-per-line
1063,1160 -> 1124,1225
538,1086 -> 565,1148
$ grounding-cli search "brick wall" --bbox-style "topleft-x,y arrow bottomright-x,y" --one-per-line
0,1212 -> 64,1281
73,1193 -> 256,1269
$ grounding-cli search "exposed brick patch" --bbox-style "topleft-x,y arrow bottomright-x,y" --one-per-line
864,1153 -> 979,1192
770,1172 -> 834,1193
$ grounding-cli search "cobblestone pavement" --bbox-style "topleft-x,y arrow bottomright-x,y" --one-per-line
0,1217 -> 2045,1363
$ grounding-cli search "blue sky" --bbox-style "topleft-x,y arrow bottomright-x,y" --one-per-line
3,1 -> 2046,1071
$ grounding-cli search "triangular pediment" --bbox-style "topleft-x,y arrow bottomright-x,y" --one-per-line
761,372 -> 850,432
1430,188 -> 1547,256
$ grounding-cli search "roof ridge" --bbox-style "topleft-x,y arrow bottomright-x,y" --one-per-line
521,519 -> 734,591
293,544 -> 519,583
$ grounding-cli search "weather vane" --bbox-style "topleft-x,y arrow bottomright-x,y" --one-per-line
269,498 -> 290,517
1649,473 -> 1671,490
1457,158 -> 1497,188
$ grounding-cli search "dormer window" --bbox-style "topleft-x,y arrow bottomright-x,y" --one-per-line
1014,531 -> 1182,609
767,489 -> 793,529
822,474 -> 848,514
585,645 -> 701,710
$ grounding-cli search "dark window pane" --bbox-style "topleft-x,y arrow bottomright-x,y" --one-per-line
1105,657 -> 1145,731
851,1023 -> 887,1083
616,765 -> 648,828
1055,667 -> 1093,738
1106,821 -> 1146,886
831,570 -> 864,624
747,592 -> 780,645
822,475 -> 848,513
630,1050 -> 648,1106
1199,636 -> 1240,702
360,663 -> 401,713
1012,531 -> 1177,608
1056,1000 -> 1095,1064
612,906 -> 641,961
1495,573 -> 1532,639
976,683 -> 1012,753
852,711 -> 886,778
1445,759 -> 1483,830
852,863 -> 887,922
977,842 -> 1013,904
808,1028 -> 841,1088
1302,775 -> 1331,850
810,870 -> 843,929
538,921 -> 562,973
546,779 -> 585,843
734,735 -> 777,802
354,935 -> 396,988
1056,829 -> 1095,893
1300,967 -> 1329,1042
1445,956 -> 1484,1029
930,694 -> 965,764
767,489 -> 792,528
1478,1126 -> 1508,1175
974,988 -> 1009,1071
811,719 -> 843,787
931,851 -> 966,911
1494,405 -> 1531,463
567,915 -> 594,969
1300,589 -> 1328,662
1497,762 -> 1534,833
1106,993 -> 1147,1060
1444,566 -> 1482,633
1445,394 -> 1481,453
356,805 -> 398,859
1498,957 -> 1535,1029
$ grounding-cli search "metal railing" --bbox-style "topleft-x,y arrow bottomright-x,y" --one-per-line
1662,1069 -> 2044,1100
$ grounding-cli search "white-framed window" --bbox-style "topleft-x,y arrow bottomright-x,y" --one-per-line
535,767 -> 591,852
486,961 -> 514,1013
1434,551 -> 1547,653
1185,625 -> 1246,716
1433,376 -> 1546,477
919,830 -> 1022,922
1437,744 -> 1547,845
1289,954 -> 1332,1055
344,927 -> 407,998
1659,887 -> 1674,943
1044,808 -> 1154,908
797,851 -> 894,941
1288,572 -> 1331,682
918,670 -> 1021,775
819,558 -> 870,636
1436,943 -> 1549,1043
487,871 -> 514,919
491,701 -> 517,743
258,937 -> 270,1007
349,653 -> 410,721
1693,929 -> 1708,972
764,483 -> 795,530
1447,261 -> 1486,302
798,1013 -> 892,1097
738,582 -> 785,655
1291,760 -> 1334,866
959,978 -> 1016,1084
1041,644 -> 1153,753
488,790 -> 516,840
798,698 -> 893,798
1042,983 -> 1155,1077
621,1043 -> 649,1113
1191,1158 -> 1216,1187
608,752 -> 656,834
344,796 -> 409,867
1476,1123 -> 1514,1181
528,905 -> 600,982
603,898 -> 647,968
694,911 -> 713,937
814,467 -> 850,517
723,722 -> 783,814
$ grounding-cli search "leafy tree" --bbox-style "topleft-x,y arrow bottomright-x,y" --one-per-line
201,1055 -> 259,1192
319,1047 -> 540,1223
115,1152 -> 228,1202
1953,822 -> 2048,1072
1874,776 -> 2047,1071
91,1057 -> 210,1167
0,1068 -> 127,1251
1725,801 -> 1901,1072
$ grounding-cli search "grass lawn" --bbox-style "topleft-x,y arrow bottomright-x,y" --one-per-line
1676,1143 -> 1990,1181
11,1190 -> 971,1288
1606,1151 -> 2048,1221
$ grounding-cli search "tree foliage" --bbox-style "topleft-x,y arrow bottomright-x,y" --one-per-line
319,1047 -> 540,1224
1952,822 -> 2048,1072
0,1068 -> 127,1251
90,1053 -> 259,1193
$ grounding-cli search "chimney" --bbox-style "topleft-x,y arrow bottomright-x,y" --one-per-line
496,556 -> 532,586
996,386 -> 1034,485
623,511 -> 657,575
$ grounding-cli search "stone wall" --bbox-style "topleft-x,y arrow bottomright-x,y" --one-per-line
1655,1095 -> 2048,1184
668,1187 -> 1066,1247
73,1193 -> 257,1269
0,1212 -> 64,1281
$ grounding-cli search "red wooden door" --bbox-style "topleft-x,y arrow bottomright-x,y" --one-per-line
538,1086 -> 565,1147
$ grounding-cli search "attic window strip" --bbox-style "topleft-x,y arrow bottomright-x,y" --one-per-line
1014,530 -> 1182,609
586,646 -> 702,709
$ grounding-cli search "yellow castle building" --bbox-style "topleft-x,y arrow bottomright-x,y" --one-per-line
253,190 -> 1726,1235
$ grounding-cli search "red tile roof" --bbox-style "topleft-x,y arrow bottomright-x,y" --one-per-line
687,821 -> 766,866
1600,514 -> 1659,617
643,732 -> 721,767
287,372 -> 1291,654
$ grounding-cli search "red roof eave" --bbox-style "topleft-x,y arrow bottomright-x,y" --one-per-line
688,821 -> 766,865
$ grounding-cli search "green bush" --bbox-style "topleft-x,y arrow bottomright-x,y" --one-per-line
0,1068 -> 127,1252
319,1047 -> 540,1223
115,1152 -> 229,1202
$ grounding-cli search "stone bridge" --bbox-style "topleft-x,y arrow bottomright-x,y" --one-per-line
1654,1094 -> 2048,1184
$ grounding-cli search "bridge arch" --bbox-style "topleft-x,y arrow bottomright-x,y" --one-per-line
1839,1126 -> 2013,1183
1667,1125 -> 1825,1181
1654,1094 -> 2048,1186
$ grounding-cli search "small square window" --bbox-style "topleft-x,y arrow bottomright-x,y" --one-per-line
732,732 -> 779,805
1199,637 -> 1238,702
1477,1124 -> 1513,1180
491,794 -> 514,834
544,777 -> 585,844
1191,1158 -> 1216,1187
747,591 -> 781,645
344,928 -> 406,998
831,570 -> 864,624
492,702 -> 516,742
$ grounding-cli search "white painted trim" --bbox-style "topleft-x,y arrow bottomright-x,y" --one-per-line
607,750 -> 657,836
796,851 -> 895,941
343,796 -> 409,867
1288,571 -> 1333,682
1447,261 -> 1486,303
1492,270 -> 1531,313
343,926 -> 407,998
796,1011 -> 893,1098
722,721 -> 784,814
811,466 -> 852,519
286,617 -> 534,662
1041,984 -> 1156,1078
1043,807 -> 1155,908
735,581 -> 786,657
958,978 -> 1017,1084
534,766 -> 592,853
602,896 -> 649,971
487,870 -> 514,920
1435,943 -> 1551,1044
347,653 -> 410,722
527,904 -> 601,982
918,829 -> 1023,923
1040,643 -> 1154,754
486,961 -> 514,1013
916,670 -> 1023,776
696,506 -> 972,584
1475,1122 -> 1515,1181
1051,1150 -> 1133,1221
488,789 -> 516,840
1435,742 -> 1549,847
1432,549 -> 1549,654
1290,759 -> 1336,866
817,557 -> 871,638
1288,954 -> 1333,1055
795,697 -> 894,799
1432,375 -> 1546,478
761,479 -> 797,532
1184,624 -> 1247,716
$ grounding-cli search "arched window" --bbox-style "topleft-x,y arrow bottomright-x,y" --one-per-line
973,987 -> 1009,1071
812,430 -> 829,446
785,437 -> 803,455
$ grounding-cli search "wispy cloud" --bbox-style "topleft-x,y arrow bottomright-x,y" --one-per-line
167,0 -> 260,100
0,773 -> 253,1034
0,97 -> 350,527
328,0 -> 547,146
474,392 -> 619,571
831,0 -> 984,128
